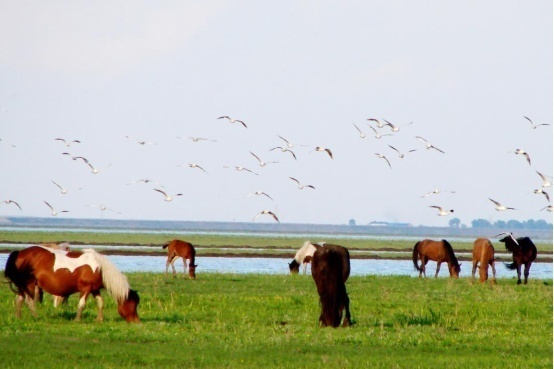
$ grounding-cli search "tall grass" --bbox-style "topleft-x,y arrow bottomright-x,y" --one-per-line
0,273 -> 551,368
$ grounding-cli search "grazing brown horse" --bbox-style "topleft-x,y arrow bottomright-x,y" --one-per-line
412,239 -> 461,278
289,241 -> 321,274
4,246 -> 140,322
311,244 -> 352,328
497,233 -> 537,284
163,239 -> 197,279
472,238 -> 496,283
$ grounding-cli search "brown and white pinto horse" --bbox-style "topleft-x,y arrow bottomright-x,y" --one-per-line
36,242 -> 71,307
289,241 -> 322,274
4,246 -> 140,322
163,239 -> 197,279
471,238 -> 496,283
311,244 -> 352,328
412,239 -> 461,278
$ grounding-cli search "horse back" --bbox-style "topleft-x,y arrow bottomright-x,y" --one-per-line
472,238 -> 494,263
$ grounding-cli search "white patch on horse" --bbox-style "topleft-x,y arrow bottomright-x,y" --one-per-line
42,247 -> 100,273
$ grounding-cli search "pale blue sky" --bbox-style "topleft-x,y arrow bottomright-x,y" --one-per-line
0,1 -> 552,227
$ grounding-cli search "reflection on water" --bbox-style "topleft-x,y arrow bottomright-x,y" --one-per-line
0,253 -> 551,279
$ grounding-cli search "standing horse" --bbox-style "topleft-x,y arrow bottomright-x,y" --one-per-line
311,244 -> 352,328
412,239 -> 461,278
4,246 -> 140,322
497,233 -> 537,284
289,241 -> 321,274
472,238 -> 496,283
163,239 -> 197,279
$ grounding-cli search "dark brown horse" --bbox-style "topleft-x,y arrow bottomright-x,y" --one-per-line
412,239 -> 461,278
472,238 -> 496,283
497,233 -> 537,284
163,239 -> 197,279
4,246 -> 140,322
311,244 -> 352,328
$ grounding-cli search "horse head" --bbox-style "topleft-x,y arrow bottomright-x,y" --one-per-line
288,260 -> 300,274
189,264 -> 198,279
496,232 -> 520,252
449,262 -> 461,278
118,289 -> 140,323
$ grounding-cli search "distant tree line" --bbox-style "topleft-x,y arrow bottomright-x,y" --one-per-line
449,217 -> 552,230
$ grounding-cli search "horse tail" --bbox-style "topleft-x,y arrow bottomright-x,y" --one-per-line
162,241 -> 170,249
4,251 -> 24,293
189,244 -> 196,265
505,262 -> 517,270
89,250 -> 130,303
319,250 -> 344,327
412,242 -> 421,272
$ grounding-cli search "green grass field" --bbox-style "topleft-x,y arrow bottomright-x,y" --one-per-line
0,272 -> 551,368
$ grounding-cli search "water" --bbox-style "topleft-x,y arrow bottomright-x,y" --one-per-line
0,253 -> 551,279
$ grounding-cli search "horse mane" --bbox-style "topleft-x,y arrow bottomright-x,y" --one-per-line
441,240 -> 459,266
86,249 -> 130,303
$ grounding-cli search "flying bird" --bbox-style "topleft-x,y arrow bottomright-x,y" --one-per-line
224,165 -> 259,175
523,116 -> 550,129
177,136 -> 217,143
154,189 -> 183,202
0,138 -> 16,148
250,151 -> 279,167
44,201 -> 69,216
87,204 -> 121,216
366,118 -> 386,128
353,123 -> 367,138
277,135 -> 295,148
315,146 -> 333,159
489,198 -> 517,211
127,178 -> 164,187
416,136 -> 445,153
51,180 -> 81,194
536,171 -> 552,188
246,191 -> 274,201
55,138 -> 81,147
533,189 -> 550,202
1,200 -> 22,211
179,163 -> 207,173
388,145 -> 417,159
252,210 -> 280,223
218,116 -> 247,128
269,146 -> 297,160
61,152 -> 87,162
383,119 -> 412,133
125,136 -> 157,145
513,149 -> 531,165
430,206 -> 454,216
289,177 -> 315,190
540,205 -> 553,212
374,153 -> 392,169
420,189 -> 456,198
367,125 -> 392,139
83,160 -> 111,174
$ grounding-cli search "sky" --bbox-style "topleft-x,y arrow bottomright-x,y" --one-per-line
0,1 -> 552,227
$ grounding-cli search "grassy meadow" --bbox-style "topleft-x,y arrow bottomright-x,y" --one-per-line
0,272 -> 552,368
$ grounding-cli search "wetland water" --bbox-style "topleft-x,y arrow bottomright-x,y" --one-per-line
0,245 -> 551,279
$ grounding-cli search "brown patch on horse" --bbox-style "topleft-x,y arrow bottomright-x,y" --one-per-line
163,239 -> 197,279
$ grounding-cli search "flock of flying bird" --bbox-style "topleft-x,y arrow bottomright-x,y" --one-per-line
0,114 -> 552,223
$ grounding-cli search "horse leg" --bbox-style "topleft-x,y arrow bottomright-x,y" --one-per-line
183,257 -> 188,278
75,293 -> 89,321
342,294 -> 352,327
93,292 -> 104,322
435,261 -> 441,278
302,262 -> 308,275
490,260 -> 497,283
24,294 -> 37,317
516,264 -> 522,285
419,257 -> 426,278
523,262 -> 532,284
170,257 -> 179,276
471,261 -> 477,280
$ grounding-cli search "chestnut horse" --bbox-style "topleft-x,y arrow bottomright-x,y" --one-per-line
497,233 -> 537,284
36,242 -> 71,307
289,241 -> 321,274
311,244 -> 352,328
163,239 -> 197,279
4,246 -> 139,322
472,238 -> 496,283
412,239 -> 461,278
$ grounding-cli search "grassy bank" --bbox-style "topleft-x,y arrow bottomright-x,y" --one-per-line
0,273 -> 551,368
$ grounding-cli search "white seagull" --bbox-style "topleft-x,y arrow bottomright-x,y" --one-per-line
416,136 -> 445,153
523,116 -> 550,129
536,171 -> 552,188
0,138 -> 16,148
366,118 -> 386,128
430,206 -> 454,216
420,189 -> 456,198
224,165 -> 259,175
51,180 -> 81,194
374,153 -> 392,169
179,163 -> 207,173
540,205 -> 553,212
1,200 -> 22,211
489,198 -> 517,211
277,135 -> 295,148
383,119 -> 412,133
218,116 -> 247,128
84,160 -> 111,174
154,189 -> 183,202
61,152 -> 88,162
250,151 -> 279,167
388,145 -> 417,159
514,149 -> 531,165
127,179 -> 164,187
533,189 -> 550,202
315,146 -> 333,159
252,210 -> 280,223
177,136 -> 217,143
87,204 -> 121,216
55,138 -> 81,147
353,123 -> 367,138
367,125 -> 392,139
246,191 -> 274,201
44,201 -> 69,216
269,146 -> 297,160
125,136 -> 157,145
289,177 -> 315,190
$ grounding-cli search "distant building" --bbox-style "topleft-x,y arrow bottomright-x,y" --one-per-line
368,221 -> 412,227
